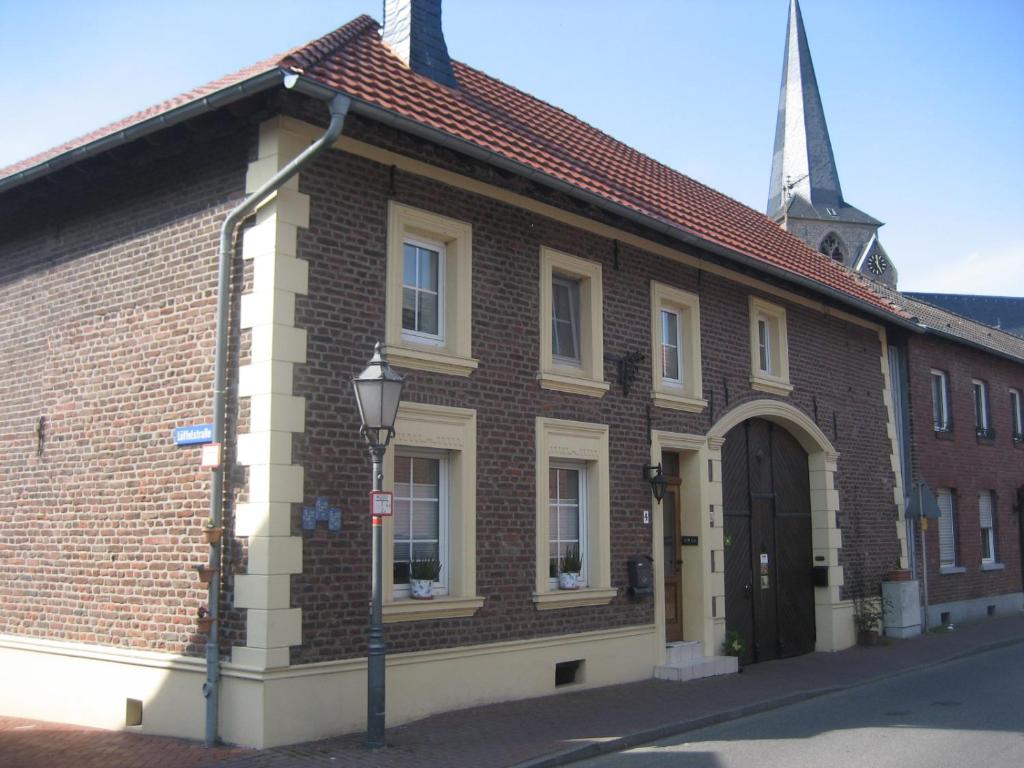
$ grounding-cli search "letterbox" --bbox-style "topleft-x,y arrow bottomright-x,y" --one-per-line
627,556 -> 653,597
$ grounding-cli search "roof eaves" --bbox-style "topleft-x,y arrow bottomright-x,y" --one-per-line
288,75 -> 917,330
0,68 -> 287,196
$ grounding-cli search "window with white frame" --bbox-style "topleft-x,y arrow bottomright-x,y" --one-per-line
978,490 -> 996,565
537,247 -> 608,397
382,402 -> 483,622
650,282 -> 705,412
748,296 -> 792,396
401,238 -> 445,343
973,378 -> 992,437
392,451 -> 449,597
1011,388 -> 1023,442
549,464 -> 587,586
931,369 -> 951,432
385,202 -> 477,376
551,275 -> 582,364
533,417 -> 614,609
936,487 -> 957,568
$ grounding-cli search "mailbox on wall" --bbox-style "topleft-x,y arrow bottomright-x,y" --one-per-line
628,556 -> 653,597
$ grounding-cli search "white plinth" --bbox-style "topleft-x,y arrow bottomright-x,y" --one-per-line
883,579 -> 922,638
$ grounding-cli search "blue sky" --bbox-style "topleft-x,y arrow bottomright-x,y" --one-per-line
2,0 -> 1021,296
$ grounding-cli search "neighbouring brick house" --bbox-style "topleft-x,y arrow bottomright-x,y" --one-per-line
1,1 -> 933,748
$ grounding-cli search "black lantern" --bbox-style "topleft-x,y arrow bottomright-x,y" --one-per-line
644,463 -> 667,503
352,342 -> 405,449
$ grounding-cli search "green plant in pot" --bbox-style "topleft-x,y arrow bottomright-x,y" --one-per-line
721,630 -> 745,658
409,557 -> 442,600
852,591 -> 888,645
558,545 -> 583,590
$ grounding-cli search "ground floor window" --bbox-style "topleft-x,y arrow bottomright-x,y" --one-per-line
393,451 -> 449,597
549,463 -> 587,587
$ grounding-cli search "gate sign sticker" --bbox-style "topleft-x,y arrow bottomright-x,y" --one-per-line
371,491 -> 393,517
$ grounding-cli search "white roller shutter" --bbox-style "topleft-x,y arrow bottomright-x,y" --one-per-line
937,488 -> 956,567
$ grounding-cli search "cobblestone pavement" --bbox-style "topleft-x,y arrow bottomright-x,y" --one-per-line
2,614 -> 1021,768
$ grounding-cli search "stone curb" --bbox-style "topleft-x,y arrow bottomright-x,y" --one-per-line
510,634 -> 1024,768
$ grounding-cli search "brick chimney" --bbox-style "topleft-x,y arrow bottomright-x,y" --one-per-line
382,0 -> 458,88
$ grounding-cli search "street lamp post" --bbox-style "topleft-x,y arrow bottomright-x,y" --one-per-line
352,342 -> 405,749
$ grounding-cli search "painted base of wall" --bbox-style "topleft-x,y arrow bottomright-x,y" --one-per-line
0,625 -> 658,748
925,592 -> 1023,628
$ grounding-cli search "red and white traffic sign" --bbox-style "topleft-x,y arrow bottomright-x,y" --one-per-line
201,442 -> 222,469
370,491 -> 393,517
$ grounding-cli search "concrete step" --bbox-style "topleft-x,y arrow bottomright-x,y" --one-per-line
655,654 -> 738,683
665,640 -> 703,665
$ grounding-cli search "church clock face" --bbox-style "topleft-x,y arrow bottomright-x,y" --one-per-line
868,252 -> 888,275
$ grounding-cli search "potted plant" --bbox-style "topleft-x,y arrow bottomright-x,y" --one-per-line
558,546 -> 582,590
721,630 -> 745,658
195,564 -> 217,584
409,557 -> 442,600
203,516 -> 223,545
852,593 -> 886,645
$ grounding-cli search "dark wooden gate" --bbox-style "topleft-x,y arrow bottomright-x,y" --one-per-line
723,418 -> 814,665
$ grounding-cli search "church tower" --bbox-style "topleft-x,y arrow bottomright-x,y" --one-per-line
768,0 -> 896,286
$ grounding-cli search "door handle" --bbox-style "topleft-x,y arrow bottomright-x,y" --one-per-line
744,583 -> 752,598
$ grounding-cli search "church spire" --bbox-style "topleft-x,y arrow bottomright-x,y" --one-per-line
767,0 -> 843,219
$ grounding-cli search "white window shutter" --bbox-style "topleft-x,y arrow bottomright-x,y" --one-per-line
979,491 -> 993,529
937,488 -> 956,566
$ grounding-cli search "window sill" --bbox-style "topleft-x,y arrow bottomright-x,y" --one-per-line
387,345 -> 478,377
981,562 -> 1005,572
537,370 -> 609,398
749,375 -> 794,397
383,595 -> 485,623
532,587 -> 618,610
939,565 -> 966,575
651,390 -> 708,413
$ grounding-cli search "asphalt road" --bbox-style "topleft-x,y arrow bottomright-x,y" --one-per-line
576,642 -> 1024,768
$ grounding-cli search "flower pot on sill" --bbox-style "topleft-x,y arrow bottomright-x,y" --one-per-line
197,617 -> 215,633
203,526 -> 224,545
410,578 -> 434,600
558,572 -> 580,590
196,565 -> 217,584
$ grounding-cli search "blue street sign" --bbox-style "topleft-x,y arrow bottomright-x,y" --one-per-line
173,424 -> 214,446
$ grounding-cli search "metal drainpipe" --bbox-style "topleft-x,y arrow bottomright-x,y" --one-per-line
204,89 -> 351,748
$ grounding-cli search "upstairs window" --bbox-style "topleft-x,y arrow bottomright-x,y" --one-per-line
748,296 -> 792,396
931,370 -> 951,432
973,379 -> 992,438
650,282 -> 705,412
401,239 -> 444,343
1010,389 -> 1023,442
551,275 -> 582,364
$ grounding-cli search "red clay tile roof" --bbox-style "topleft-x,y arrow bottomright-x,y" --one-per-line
2,14 -> 907,320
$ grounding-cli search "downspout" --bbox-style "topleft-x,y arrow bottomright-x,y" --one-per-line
204,88 -> 351,748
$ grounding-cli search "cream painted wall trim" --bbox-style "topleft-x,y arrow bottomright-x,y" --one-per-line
877,328 -> 910,568
234,116 -> 315,671
385,201 -> 478,376
650,281 -> 706,412
534,417 -> 613,605
538,246 -> 609,397
331,134 -> 885,334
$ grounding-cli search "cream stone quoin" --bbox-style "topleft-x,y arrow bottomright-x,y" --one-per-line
649,398 -> 852,665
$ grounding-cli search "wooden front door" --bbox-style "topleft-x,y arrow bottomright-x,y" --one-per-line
662,452 -> 683,642
723,419 -> 814,665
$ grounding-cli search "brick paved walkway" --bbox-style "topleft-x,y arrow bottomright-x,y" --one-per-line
1,614 -> 1021,768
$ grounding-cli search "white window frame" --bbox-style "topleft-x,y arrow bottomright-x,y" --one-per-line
650,282 -> 705,412
551,274 -> 582,365
973,378 -> 991,435
548,462 -> 588,588
381,402 -> 483,622
748,296 -> 792,396
537,247 -> 608,397
661,309 -> 682,384
978,490 -> 996,566
385,202 -> 477,376
937,487 -> 958,570
400,236 -> 446,346
1010,388 -> 1023,441
533,417 -> 615,609
931,369 -> 951,432
392,449 -> 450,598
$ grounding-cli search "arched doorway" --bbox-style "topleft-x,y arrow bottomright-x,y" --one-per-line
723,417 -> 815,665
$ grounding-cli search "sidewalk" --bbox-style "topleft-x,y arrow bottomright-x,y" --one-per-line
2,614 -> 1022,768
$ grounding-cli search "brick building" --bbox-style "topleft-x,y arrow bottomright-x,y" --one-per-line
1,1 -> 926,748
